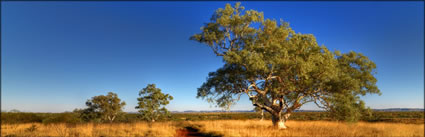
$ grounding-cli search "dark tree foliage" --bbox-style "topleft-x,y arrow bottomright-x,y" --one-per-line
191,3 -> 380,128
75,92 -> 126,123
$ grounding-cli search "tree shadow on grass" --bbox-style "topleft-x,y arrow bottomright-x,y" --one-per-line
175,124 -> 222,137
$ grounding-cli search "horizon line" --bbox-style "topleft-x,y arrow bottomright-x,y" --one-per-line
3,107 -> 424,113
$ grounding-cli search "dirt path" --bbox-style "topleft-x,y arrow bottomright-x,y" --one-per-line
175,126 -> 221,137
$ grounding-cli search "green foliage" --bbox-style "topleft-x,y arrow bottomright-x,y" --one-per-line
328,94 -> 373,122
135,84 -> 173,122
75,92 -> 126,123
326,51 -> 380,122
191,2 -> 380,122
73,108 -> 101,123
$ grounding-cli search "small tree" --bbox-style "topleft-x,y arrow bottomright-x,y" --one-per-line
9,109 -> 21,113
254,106 -> 264,121
135,84 -> 173,122
191,3 -> 380,129
76,92 -> 126,123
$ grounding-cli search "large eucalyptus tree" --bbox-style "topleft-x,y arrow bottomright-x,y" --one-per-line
191,3 -> 380,129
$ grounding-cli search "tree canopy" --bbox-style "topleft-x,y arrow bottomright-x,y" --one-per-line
75,92 -> 126,123
135,84 -> 173,122
191,2 -> 380,128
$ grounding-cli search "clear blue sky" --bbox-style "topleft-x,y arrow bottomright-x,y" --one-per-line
2,2 -> 423,112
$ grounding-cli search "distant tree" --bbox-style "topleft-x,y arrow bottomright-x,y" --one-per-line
73,108 -> 100,122
191,3 -> 380,129
76,92 -> 126,123
135,84 -> 173,122
213,97 -> 237,112
254,106 -> 264,121
9,109 -> 21,113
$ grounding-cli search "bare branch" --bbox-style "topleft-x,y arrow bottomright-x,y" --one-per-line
312,94 -> 331,111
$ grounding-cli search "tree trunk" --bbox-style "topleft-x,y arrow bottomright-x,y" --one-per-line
108,115 -> 116,123
271,112 -> 287,129
260,110 -> 264,121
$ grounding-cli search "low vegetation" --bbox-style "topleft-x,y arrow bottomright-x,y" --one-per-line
1,111 -> 423,136
2,111 -> 423,124
190,120 -> 424,137
1,122 -> 176,137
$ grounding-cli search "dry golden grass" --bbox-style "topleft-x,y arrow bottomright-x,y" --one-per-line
190,120 -> 424,137
2,120 -> 423,137
1,122 -> 176,137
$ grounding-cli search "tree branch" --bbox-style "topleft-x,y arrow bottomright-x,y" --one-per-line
249,81 -> 266,95
312,94 -> 331,110
252,101 -> 274,113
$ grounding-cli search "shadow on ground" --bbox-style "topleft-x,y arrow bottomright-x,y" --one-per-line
175,125 -> 222,137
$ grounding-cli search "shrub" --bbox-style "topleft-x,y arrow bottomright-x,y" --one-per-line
42,112 -> 81,124
1,112 -> 43,124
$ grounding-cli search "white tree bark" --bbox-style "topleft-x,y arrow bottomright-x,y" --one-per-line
260,110 -> 264,121
272,112 -> 288,129
277,120 -> 287,129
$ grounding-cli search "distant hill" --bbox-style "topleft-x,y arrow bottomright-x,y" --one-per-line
173,110 -> 255,113
372,108 -> 424,112
169,108 -> 424,113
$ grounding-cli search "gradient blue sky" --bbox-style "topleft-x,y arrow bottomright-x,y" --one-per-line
2,2 -> 423,112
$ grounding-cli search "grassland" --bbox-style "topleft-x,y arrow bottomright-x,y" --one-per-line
1,122 -> 176,137
190,120 -> 424,137
1,111 -> 424,137
1,120 -> 423,137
